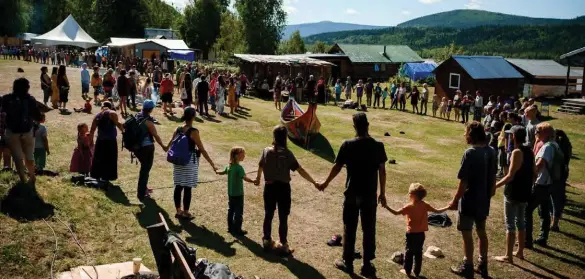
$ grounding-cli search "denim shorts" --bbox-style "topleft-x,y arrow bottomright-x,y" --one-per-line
504,197 -> 527,232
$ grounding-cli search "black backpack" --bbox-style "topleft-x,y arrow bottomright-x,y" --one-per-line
164,231 -> 197,279
122,114 -> 149,153
5,94 -> 33,133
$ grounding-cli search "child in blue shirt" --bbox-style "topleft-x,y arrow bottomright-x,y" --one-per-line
334,79 -> 342,105
374,82 -> 382,108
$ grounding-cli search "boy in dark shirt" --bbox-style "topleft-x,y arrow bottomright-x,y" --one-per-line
449,121 -> 497,279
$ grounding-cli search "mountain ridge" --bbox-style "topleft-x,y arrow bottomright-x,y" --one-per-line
283,21 -> 387,39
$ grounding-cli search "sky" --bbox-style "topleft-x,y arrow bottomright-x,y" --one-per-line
164,0 -> 585,26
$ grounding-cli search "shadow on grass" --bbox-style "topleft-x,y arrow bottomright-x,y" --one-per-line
532,247 -> 585,270
135,198 -> 181,232
562,217 -> 585,227
524,259 -> 572,279
291,133 -> 336,163
514,262 -> 557,279
105,184 -> 131,206
235,235 -> 326,279
545,245 -> 585,264
0,182 -> 54,221
179,218 -> 236,257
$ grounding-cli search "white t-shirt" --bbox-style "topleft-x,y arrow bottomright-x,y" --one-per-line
475,96 -> 483,107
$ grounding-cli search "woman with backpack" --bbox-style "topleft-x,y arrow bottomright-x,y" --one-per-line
134,100 -> 168,202
89,101 -> 124,182
1,78 -> 42,184
167,107 -> 218,219
57,65 -> 70,112
551,129 -> 572,231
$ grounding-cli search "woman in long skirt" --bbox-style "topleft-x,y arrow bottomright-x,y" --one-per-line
89,102 -> 123,181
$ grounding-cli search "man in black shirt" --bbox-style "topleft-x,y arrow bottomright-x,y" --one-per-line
197,75 -> 210,117
294,73 -> 304,102
305,75 -> 317,103
320,112 -> 388,278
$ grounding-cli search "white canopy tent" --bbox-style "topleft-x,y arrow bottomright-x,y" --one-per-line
32,15 -> 99,49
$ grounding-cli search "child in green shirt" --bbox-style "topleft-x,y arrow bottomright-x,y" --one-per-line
216,147 -> 256,235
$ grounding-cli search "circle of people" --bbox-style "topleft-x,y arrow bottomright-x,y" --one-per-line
1,67 -> 573,279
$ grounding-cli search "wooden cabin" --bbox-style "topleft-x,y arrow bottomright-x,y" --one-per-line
233,54 -> 334,85
506,59 -> 581,98
327,44 -> 423,81
434,56 -> 525,100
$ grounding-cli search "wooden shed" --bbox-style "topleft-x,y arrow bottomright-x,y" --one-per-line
233,54 -> 335,85
434,56 -> 525,100
506,59 -> 581,98
327,44 -> 423,81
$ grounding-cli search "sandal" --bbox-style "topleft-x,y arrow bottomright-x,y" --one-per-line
180,212 -> 194,220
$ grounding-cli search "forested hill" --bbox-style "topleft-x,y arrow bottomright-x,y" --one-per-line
283,21 -> 387,39
397,9 -> 584,28
304,24 -> 585,60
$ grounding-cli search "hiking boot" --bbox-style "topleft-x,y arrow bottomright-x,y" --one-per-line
334,259 -> 354,274
534,238 -> 548,247
475,261 -> 489,279
360,263 -> 377,278
263,239 -> 275,252
451,262 -> 474,279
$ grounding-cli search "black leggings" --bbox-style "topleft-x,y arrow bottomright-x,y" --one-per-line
198,94 -> 209,116
263,182 -> 291,244
174,186 -> 192,211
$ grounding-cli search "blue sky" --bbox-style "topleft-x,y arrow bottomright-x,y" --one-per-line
165,0 -> 585,26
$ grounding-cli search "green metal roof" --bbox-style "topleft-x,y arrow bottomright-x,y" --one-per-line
333,44 -> 423,63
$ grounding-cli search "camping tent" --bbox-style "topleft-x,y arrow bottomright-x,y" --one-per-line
401,62 -> 438,81
32,15 -> 99,49
168,50 -> 195,62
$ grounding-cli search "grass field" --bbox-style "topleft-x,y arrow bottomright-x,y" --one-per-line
1,60 -> 585,279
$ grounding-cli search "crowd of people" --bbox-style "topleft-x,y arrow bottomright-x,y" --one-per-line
0,61 -> 575,279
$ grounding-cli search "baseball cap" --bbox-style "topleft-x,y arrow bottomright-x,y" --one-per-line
143,99 -> 155,110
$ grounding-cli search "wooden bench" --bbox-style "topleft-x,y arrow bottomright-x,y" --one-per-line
146,213 -> 195,279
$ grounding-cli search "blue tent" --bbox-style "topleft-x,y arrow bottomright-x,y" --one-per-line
402,62 -> 437,81
168,50 -> 195,62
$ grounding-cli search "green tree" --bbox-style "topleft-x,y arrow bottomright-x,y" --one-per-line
287,31 -> 306,54
236,0 -> 286,54
180,0 -> 222,59
313,41 -> 327,53
212,11 -> 247,60
0,0 -> 29,36
92,0 -> 148,42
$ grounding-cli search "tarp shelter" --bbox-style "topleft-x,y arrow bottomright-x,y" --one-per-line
168,50 -> 195,62
401,62 -> 438,81
31,15 -> 99,49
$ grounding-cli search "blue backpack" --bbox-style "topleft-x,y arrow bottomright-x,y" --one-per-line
167,127 -> 192,166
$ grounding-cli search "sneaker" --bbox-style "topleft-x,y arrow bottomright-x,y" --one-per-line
475,261 -> 489,278
334,259 -> 354,274
360,263 -> 377,278
450,262 -> 474,279
534,238 -> 548,247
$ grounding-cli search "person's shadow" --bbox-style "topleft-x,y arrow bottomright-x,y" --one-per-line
179,219 -> 236,257
235,235 -> 326,279
0,182 -> 54,221
135,198 -> 181,232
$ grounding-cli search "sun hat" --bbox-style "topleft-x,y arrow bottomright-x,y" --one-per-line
423,246 -> 445,259
143,99 -> 155,110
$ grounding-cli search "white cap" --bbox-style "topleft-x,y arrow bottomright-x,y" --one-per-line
423,246 -> 444,259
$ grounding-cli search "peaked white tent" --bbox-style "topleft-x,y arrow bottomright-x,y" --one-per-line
32,15 -> 99,49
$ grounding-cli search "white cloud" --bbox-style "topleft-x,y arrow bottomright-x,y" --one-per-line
345,8 -> 359,15
284,0 -> 299,14
465,0 -> 482,9
402,10 -> 412,15
419,0 -> 441,4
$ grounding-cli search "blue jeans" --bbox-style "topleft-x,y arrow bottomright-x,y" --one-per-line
525,184 -> 552,242
550,183 -> 566,218
209,95 -> 216,110
504,197 -> 527,232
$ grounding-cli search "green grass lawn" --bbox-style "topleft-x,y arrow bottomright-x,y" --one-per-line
1,60 -> 585,279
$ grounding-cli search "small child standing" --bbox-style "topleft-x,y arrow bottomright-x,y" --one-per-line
80,63 -> 90,100
382,87 -> 389,109
439,97 -> 447,118
91,66 -> 102,105
70,123 -> 93,175
33,114 -> 50,173
216,147 -> 256,235
432,95 -> 439,117
384,183 -> 448,278
447,100 -> 454,120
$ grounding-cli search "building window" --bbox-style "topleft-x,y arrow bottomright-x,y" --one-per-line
449,73 -> 460,89
381,64 -> 386,71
